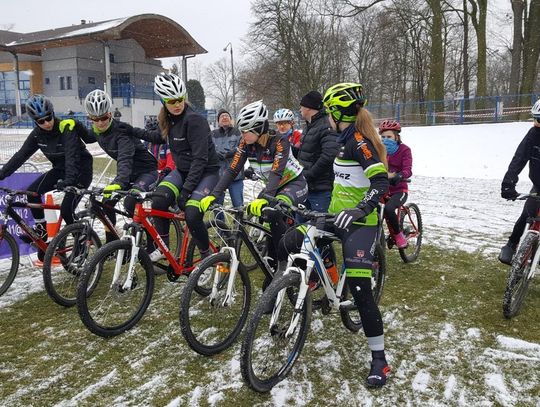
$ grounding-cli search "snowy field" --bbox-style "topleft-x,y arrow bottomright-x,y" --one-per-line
1,121 -> 539,406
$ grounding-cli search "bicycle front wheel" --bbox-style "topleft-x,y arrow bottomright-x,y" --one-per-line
240,272 -> 311,393
42,222 -> 102,307
398,203 -> 423,263
0,231 -> 19,297
77,240 -> 155,337
503,232 -> 537,318
180,252 -> 251,355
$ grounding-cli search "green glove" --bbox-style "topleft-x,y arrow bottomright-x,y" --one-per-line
103,183 -> 121,199
199,195 -> 216,213
59,119 -> 75,133
247,198 -> 269,217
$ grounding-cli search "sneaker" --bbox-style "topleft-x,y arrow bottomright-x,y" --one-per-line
394,231 -> 408,249
149,249 -> 165,262
366,358 -> 391,387
20,222 -> 48,244
498,242 -> 516,265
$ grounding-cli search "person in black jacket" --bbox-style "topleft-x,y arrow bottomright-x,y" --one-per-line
0,95 -> 93,255
499,99 -> 540,265
298,90 -> 339,213
83,90 -> 158,243
132,73 -> 220,262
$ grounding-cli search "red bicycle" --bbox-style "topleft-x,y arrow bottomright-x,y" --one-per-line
76,189 -> 225,337
0,187 -> 62,296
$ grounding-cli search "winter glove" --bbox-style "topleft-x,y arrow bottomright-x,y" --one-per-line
178,189 -> 191,211
59,119 -> 75,133
501,183 -> 519,200
244,167 -> 257,181
199,195 -> 216,213
55,179 -> 68,190
389,173 -> 403,186
247,198 -> 269,217
103,183 -> 121,199
334,207 -> 369,231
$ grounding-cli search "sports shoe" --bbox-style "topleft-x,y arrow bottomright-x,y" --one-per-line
394,231 -> 408,249
366,357 -> 391,387
149,249 -> 165,262
498,242 -> 516,265
20,222 -> 48,244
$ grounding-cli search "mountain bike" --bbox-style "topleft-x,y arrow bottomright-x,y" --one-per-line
502,193 -> 540,318
240,200 -> 386,392
76,189 -> 224,337
179,204 -> 273,356
380,182 -> 423,263
0,186 -> 62,297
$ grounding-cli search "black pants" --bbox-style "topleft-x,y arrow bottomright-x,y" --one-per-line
383,192 -> 407,233
27,168 -> 92,225
509,187 -> 540,245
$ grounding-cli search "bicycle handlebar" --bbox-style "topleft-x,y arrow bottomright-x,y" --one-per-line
516,193 -> 540,201
261,194 -> 335,223
111,189 -> 168,201
0,186 -> 39,197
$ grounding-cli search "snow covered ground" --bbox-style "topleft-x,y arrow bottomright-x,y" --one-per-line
1,121 -> 539,406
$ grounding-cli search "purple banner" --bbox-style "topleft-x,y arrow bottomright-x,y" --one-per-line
0,173 -> 42,259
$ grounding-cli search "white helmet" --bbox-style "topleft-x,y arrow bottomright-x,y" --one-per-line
532,99 -> 540,119
154,73 -> 187,100
84,89 -> 111,117
273,108 -> 294,122
237,100 -> 268,133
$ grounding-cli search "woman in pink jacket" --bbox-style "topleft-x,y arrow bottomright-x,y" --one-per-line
379,120 -> 413,249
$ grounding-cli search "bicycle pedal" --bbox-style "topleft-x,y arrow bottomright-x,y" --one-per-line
166,265 -> 180,282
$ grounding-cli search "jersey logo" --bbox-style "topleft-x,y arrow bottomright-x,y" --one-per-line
335,171 -> 351,180
354,132 -> 373,160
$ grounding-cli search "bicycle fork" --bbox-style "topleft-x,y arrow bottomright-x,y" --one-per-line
210,246 -> 240,306
112,229 -> 142,292
526,231 -> 540,280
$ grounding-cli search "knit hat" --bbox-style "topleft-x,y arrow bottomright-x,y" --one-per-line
300,91 -> 323,110
217,109 -> 231,122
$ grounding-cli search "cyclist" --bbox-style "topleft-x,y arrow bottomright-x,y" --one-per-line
83,89 -> 158,244
499,99 -> 540,265
200,100 -> 308,273
143,115 -> 175,183
277,83 -> 390,387
0,94 -> 93,257
379,119 -> 412,249
132,73 -> 220,262
273,108 -> 302,157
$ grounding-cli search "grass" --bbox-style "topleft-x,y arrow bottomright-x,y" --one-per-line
0,244 -> 539,405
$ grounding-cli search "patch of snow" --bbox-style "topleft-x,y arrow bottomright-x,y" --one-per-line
412,369 -> 431,392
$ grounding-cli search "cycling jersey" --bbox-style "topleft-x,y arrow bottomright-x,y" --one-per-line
213,133 -> 304,198
329,127 -> 388,226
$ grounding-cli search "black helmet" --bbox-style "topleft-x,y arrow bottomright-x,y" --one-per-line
25,94 -> 54,120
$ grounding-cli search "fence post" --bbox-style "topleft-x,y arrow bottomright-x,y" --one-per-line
459,98 -> 465,124
396,103 -> 401,122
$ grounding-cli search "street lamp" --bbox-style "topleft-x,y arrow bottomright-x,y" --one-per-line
223,42 -> 237,118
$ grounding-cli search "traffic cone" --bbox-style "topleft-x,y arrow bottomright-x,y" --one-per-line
44,193 -> 60,238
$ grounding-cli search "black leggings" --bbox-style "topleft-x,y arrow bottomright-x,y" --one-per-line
383,192 -> 407,233
509,187 -> 540,245
27,168 -> 92,225
277,223 -> 383,338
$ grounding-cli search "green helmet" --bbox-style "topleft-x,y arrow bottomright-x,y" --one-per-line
323,82 -> 366,123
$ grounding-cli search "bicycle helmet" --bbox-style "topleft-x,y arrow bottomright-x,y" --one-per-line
323,82 -> 366,123
378,119 -> 401,134
144,116 -> 159,131
532,99 -> 540,119
84,89 -> 111,117
236,100 -> 268,134
273,108 -> 294,122
25,94 -> 54,120
154,73 -> 187,100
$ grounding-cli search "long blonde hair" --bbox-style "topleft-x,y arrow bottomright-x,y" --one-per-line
354,108 -> 388,168
157,106 -> 170,139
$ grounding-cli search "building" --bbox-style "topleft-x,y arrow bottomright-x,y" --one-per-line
0,14 -> 206,126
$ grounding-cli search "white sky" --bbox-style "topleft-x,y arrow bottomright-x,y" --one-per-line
2,0 -> 253,69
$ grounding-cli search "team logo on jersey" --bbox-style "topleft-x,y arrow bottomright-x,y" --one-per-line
354,132 -> 373,160
356,250 -> 365,257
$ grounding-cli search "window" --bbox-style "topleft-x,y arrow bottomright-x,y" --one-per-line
88,77 -> 95,85
67,76 -> 72,90
109,53 -> 115,63
45,77 -> 50,85
59,76 -> 65,90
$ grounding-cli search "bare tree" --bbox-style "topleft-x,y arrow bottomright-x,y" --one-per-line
509,0 -> 524,100
519,0 -> 540,99
468,0 -> 488,99
205,58 -> 234,111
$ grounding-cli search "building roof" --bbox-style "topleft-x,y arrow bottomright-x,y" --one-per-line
1,14 -> 207,58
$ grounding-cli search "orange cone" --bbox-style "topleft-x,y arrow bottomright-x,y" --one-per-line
44,193 -> 60,238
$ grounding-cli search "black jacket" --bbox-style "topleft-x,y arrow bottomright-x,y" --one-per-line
297,110 -> 339,192
0,119 -> 92,185
503,125 -> 540,189
84,120 -> 157,188
133,105 -> 219,194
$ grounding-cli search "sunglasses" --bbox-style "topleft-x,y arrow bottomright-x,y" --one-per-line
88,114 -> 110,123
163,97 -> 185,105
36,115 -> 54,125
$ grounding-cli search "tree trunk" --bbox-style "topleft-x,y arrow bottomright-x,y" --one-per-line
520,0 -> 540,102
426,0 -> 444,107
509,0 -> 524,104
463,0 -> 470,109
